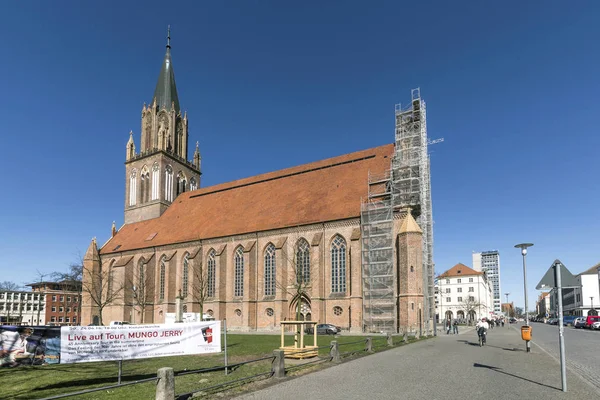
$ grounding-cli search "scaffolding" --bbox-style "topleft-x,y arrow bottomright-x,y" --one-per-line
361,170 -> 396,333
391,88 -> 435,335
361,88 -> 436,334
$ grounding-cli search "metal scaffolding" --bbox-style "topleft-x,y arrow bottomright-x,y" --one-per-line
361,170 -> 396,333
392,88 -> 435,335
361,88 -> 436,334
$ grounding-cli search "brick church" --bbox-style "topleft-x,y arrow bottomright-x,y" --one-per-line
81,33 -> 432,334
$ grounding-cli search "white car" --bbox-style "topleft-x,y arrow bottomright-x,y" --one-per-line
591,321 -> 600,330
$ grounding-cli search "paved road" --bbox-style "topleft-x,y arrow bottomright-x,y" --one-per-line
235,326 -> 600,400
524,321 -> 600,388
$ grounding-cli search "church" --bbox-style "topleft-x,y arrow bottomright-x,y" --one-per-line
81,33 -> 435,334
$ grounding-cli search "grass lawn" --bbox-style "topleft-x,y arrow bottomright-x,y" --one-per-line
0,333 -> 424,399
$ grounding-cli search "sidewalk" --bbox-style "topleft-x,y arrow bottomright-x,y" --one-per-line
234,324 -> 600,400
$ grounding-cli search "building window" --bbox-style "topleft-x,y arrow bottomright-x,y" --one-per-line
457,288 -> 462,293
73,307 -> 77,312
67,296 -> 71,302
182,305 -> 187,313
60,296 -> 64,302
446,297 -> 451,303
165,165 -> 174,202
331,235 -> 347,293
51,316 -> 56,322
266,308 -> 274,317
457,279 -> 461,283
129,169 -> 137,206
469,278 -> 473,282
264,243 -> 276,296
190,177 -> 197,191
469,296 -> 475,302
59,317 -> 64,323
140,166 -> 150,203
67,307 -> 71,312
182,254 -> 189,298
446,279 -> 450,284
73,316 -> 77,323
152,163 -> 160,200
207,250 -> 216,297
468,287 -> 474,292
66,317 -> 70,323
52,306 -> 56,312
52,295 -> 56,301
59,307 -> 64,313
296,238 -> 310,284
333,306 -> 343,316
176,171 -> 187,196
457,297 -> 463,302
445,288 -> 451,293
159,258 -> 166,300
234,247 -> 244,297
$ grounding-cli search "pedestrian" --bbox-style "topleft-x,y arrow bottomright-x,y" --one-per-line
446,320 -> 451,335
452,320 -> 458,334
501,319 -> 505,327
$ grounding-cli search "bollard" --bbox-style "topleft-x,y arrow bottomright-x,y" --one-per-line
272,350 -> 285,378
366,337 -> 373,352
387,333 -> 393,347
403,332 -> 408,343
330,340 -> 340,363
156,367 -> 175,400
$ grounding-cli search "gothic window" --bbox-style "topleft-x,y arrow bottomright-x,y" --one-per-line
159,257 -> 166,300
176,171 -> 187,196
190,177 -> 197,191
234,246 -> 244,297
331,235 -> 347,293
182,254 -> 189,298
140,166 -> 150,203
296,239 -> 310,284
151,163 -> 160,200
107,261 -> 115,296
207,250 -> 216,297
165,166 -> 174,202
137,260 -> 145,292
129,170 -> 137,206
264,243 -> 276,296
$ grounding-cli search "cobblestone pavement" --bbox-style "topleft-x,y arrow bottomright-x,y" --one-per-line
234,325 -> 600,400
521,321 -> 600,389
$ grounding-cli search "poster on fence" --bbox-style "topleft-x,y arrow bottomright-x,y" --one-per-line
60,321 -> 221,363
0,325 -> 61,367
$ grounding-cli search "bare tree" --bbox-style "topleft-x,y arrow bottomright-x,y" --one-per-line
460,296 -> 483,323
189,257 -> 209,321
127,262 -> 154,324
81,258 -> 124,326
275,234 -> 318,334
0,281 -> 20,291
52,255 -> 84,325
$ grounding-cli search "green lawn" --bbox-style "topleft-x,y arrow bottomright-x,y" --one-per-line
0,333 -> 425,400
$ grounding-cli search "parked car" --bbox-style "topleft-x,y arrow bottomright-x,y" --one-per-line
305,324 -> 341,335
573,317 -> 587,328
591,321 -> 600,330
563,316 -> 577,326
584,315 -> 600,329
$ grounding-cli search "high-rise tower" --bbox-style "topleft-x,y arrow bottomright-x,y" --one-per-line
124,28 -> 201,224
472,250 -> 501,313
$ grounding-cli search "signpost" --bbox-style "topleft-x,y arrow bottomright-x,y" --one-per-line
536,259 -> 579,393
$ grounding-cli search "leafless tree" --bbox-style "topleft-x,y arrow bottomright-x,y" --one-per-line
189,257 -> 209,321
275,234 -> 318,334
81,258 -> 124,326
51,255 -> 84,325
460,296 -> 483,323
127,262 -> 154,324
0,281 -> 20,291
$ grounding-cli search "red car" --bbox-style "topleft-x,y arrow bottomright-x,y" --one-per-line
584,315 -> 600,329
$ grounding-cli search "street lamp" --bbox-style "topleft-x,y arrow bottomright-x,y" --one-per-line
505,292 -> 510,327
515,243 -> 534,353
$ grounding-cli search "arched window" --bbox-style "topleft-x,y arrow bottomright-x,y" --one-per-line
151,163 -> 160,200
176,172 -> 187,196
207,250 -> 216,297
296,239 -> 310,284
165,166 -> 174,202
107,261 -> 115,296
331,235 -> 347,293
138,260 -> 145,290
140,166 -> 150,203
264,243 -> 276,296
182,254 -> 189,298
129,170 -> 137,206
190,177 -> 197,191
159,257 -> 166,300
234,247 -> 244,297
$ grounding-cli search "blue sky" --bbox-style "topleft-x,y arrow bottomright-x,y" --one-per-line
1,1 -> 599,311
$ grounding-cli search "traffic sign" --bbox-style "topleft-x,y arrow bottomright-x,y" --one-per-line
536,259 -> 579,290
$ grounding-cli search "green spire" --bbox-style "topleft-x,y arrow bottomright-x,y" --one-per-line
153,25 -> 180,113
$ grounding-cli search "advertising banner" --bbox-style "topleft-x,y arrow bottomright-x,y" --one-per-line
60,321 -> 221,363
1,321 -> 220,366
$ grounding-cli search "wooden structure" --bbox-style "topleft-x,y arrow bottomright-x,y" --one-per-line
280,321 -> 318,359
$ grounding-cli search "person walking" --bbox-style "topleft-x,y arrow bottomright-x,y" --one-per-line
446,320 -> 451,335
452,320 -> 459,334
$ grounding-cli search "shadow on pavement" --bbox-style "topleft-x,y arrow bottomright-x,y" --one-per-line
456,340 -> 525,352
473,363 -> 560,391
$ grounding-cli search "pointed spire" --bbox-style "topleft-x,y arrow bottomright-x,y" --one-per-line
112,221 -> 117,237
400,208 -> 422,234
153,25 -> 180,113
193,141 -> 201,169
84,237 -> 99,261
126,131 -> 136,161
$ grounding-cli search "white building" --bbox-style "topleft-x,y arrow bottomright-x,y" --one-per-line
0,291 -> 46,325
435,263 -> 494,323
561,262 -> 600,317
472,250 -> 501,313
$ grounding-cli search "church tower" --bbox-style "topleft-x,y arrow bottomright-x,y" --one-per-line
124,28 -> 201,224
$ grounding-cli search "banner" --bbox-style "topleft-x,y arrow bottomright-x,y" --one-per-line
60,321 -> 221,363
0,325 -> 61,367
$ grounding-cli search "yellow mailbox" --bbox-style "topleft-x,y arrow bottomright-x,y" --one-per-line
521,325 -> 532,341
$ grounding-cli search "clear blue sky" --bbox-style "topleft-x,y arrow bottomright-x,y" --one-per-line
1,1 -> 599,311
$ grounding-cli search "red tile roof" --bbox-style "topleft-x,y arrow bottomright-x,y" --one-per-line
438,263 -> 483,278
101,144 -> 394,254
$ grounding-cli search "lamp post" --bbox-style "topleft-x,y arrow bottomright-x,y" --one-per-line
505,292 -> 510,327
515,243 -> 533,353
